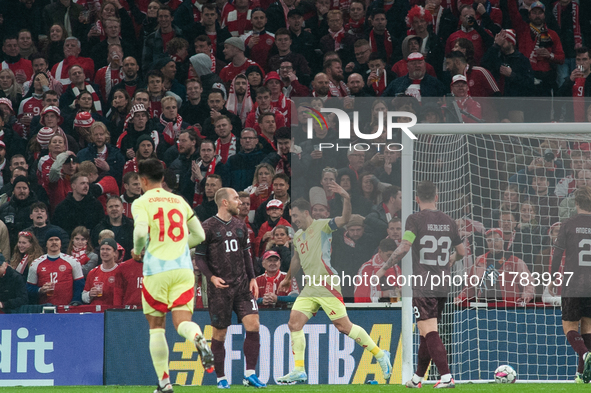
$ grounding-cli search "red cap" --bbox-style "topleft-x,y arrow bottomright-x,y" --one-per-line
262,250 -> 281,260
264,71 -> 282,85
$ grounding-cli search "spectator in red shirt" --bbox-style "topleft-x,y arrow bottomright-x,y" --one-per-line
51,37 -> 95,85
245,87 -> 286,134
221,0 -> 253,37
255,250 -> 298,308
113,254 -> 144,307
354,238 -> 400,303
1,36 -> 33,83
508,0 -> 565,102
82,237 -> 119,307
445,50 -> 500,97
243,9 -> 275,75
447,74 -> 483,122
219,37 -> 264,85
26,229 -> 85,306
254,199 -> 291,257
445,4 -> 492,65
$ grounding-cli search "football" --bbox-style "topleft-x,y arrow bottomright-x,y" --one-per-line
494,365 -> 517,383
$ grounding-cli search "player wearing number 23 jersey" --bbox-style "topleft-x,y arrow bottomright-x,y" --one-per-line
405,210 -> 462,298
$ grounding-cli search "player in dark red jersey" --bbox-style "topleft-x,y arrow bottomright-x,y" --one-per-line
549,186 -> 591,383
377,181 -> 465,389
194,187 -> 265,389
113,255 -> 144,308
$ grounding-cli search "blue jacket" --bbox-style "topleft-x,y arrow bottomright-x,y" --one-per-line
77,143 -> 126,184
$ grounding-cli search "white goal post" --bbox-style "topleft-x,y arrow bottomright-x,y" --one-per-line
400,123 -> 591,383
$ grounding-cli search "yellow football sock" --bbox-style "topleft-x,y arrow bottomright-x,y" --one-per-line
291,330 -> 306,371
177,321 -> 203,341
348,324 -> 382,358
149,329 -> 170,383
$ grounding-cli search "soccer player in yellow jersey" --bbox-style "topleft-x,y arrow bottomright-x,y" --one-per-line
277,183 -> 392,384
131,158 -> 213,393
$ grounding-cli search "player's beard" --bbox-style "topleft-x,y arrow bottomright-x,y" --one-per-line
228,205 -> 240,216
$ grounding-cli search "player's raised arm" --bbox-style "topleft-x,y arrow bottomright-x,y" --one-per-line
377,239 -> 412,278
187,215 -> 206,248
330,182 -> 352,228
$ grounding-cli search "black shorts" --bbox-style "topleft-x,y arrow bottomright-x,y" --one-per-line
413,297 -> 447,322
561,298 -> 591,322
207,280 -> 258,329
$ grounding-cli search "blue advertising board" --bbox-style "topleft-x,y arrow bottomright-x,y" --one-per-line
104,308 -> 403,386
0,313 -> 104,386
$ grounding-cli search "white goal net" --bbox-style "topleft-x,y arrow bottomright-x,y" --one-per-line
406,126 -> 591,382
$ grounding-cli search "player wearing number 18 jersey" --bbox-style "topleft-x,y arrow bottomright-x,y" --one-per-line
194,187 -> 265,389
131,158 -> 213,393
379,181 -> 464,389
550,186 -> 591,383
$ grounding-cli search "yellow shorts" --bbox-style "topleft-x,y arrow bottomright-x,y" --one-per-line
291,296 -> 348,321
142,269 -> 195,317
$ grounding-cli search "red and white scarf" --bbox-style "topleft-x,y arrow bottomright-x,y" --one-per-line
369,29 -> 393,62
160,113 -> 184,145
72,83 -> 102,114
553,0 -> 582,48
16,254 -> 29,275
71,245 -> 90,265
192,156 -> 220,207
573,75 -> 586,122
280,0 -> 295,29
345,17 -> 364,34
328,80 -> 350,97
329,28 -> 346,51
105,64 -> 124,98
226,76 -> 253,124
215,134 -> 237,161
276,154 -> 290,176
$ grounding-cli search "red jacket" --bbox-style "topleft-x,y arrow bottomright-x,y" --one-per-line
457,252 -> 535,302
445,27 -> 492,65
254,217 -> 291,257
508,0 -> 565,72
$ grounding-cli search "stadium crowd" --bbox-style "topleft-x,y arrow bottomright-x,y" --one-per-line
0,0 -> 590,312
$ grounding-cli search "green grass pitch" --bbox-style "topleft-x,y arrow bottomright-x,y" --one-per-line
0,384 -> 585,393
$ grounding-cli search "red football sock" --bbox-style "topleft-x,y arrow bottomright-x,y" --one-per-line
416,335 -> 431,378
244,331 -> 260,371
567,331 -> 588,373
211,338 -> 226,378
425,331 -> 450,376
